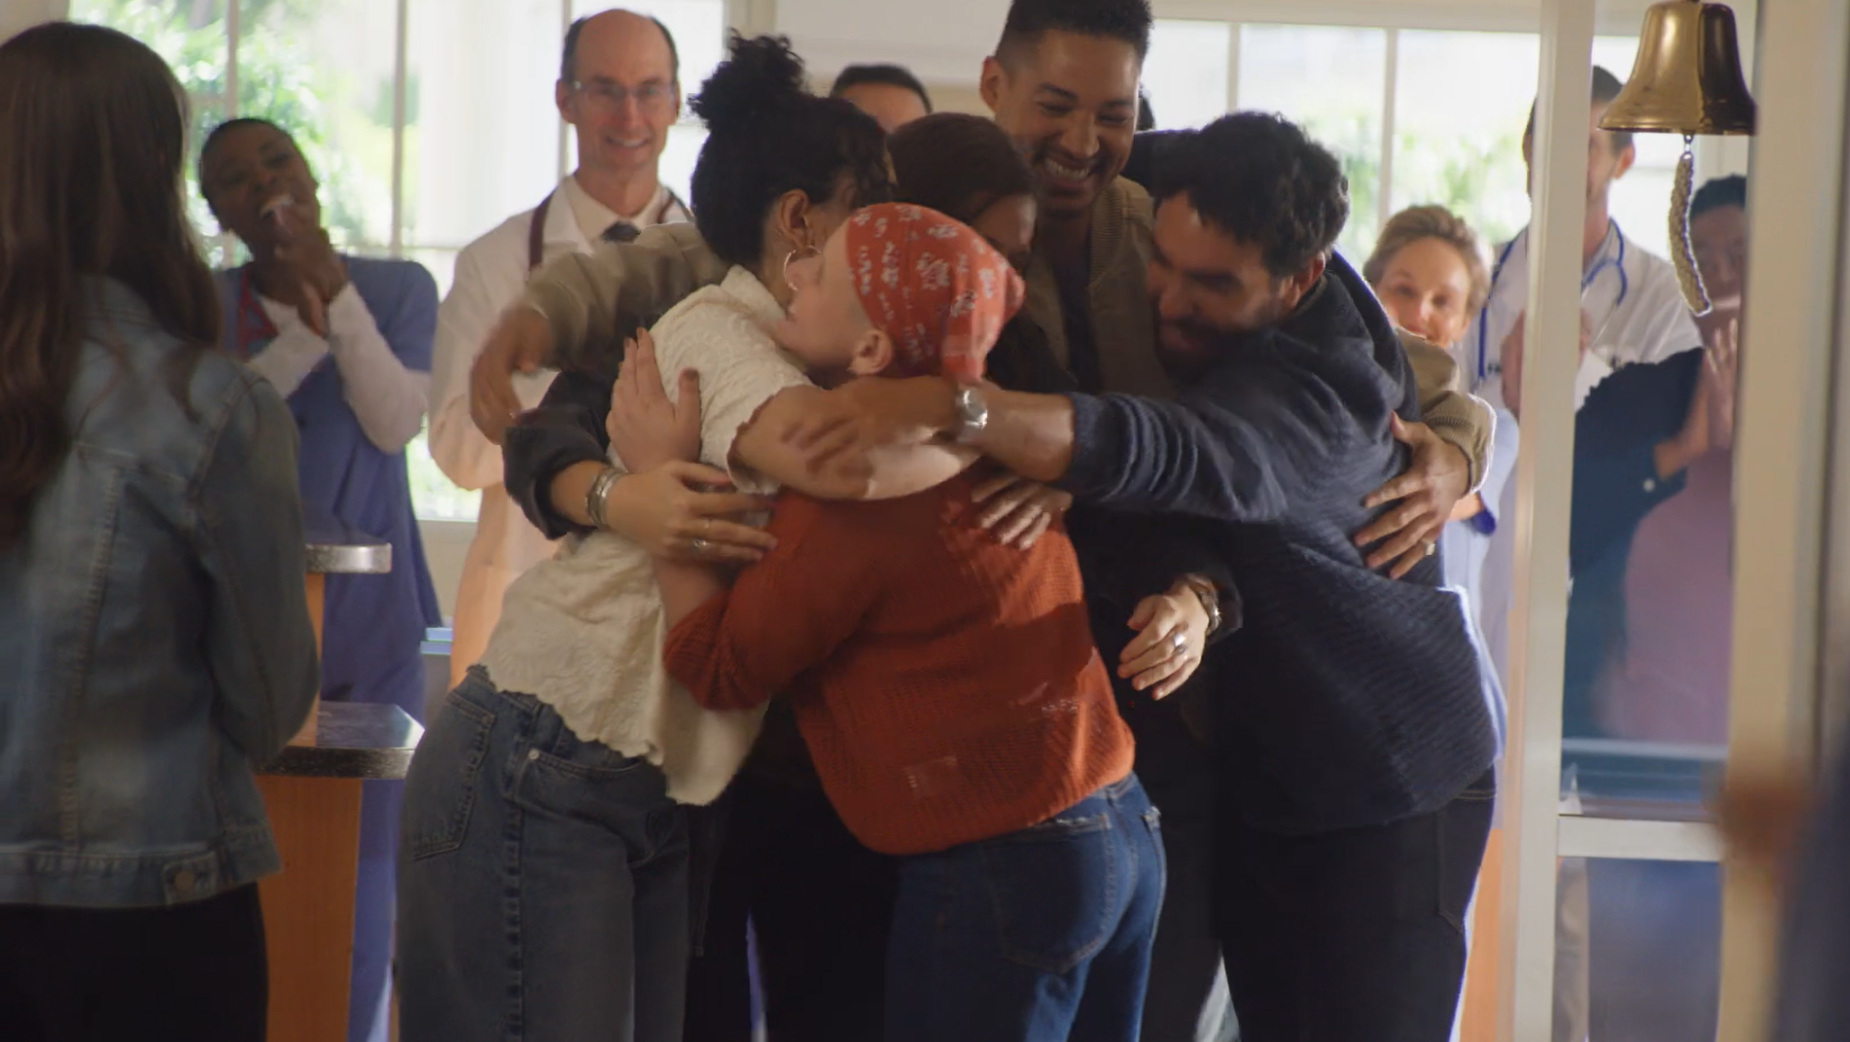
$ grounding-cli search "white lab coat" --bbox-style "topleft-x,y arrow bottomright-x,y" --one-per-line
1463,220 -> 1704,687
428,175 -> 688,687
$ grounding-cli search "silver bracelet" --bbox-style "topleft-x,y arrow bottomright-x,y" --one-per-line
584,467 -> 622,530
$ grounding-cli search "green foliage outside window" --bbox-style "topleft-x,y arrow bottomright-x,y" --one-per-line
70,0 -> 378,262
72,0 -> 476,523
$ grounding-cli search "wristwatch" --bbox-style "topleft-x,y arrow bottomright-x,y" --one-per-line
951,384 -> 989,445
1180,575 -> 1223,636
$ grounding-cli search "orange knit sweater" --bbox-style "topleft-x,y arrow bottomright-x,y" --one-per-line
663,472 -> 1135,856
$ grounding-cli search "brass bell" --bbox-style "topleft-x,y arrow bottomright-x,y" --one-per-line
1599,0 -> 1757,315
1600,0 -> 1757,136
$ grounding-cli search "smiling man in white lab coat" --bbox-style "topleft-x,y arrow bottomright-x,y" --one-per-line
1467,66 -> 1703,682
428,9 -> 692,687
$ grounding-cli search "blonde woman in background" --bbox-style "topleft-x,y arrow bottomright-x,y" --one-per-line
1364,205 -> 1505,639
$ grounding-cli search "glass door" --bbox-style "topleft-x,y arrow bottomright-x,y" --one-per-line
1493,0 -> 1847,1039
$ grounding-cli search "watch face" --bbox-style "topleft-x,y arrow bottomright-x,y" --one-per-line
954,387 -> 988,442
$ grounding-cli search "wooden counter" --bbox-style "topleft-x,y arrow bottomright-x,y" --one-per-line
255,519 -> 408,1042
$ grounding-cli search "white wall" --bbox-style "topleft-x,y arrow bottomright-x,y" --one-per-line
776,0 -> 1006,86
770,0 -> 1700,89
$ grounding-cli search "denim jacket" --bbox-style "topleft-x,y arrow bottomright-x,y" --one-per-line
0,279 -> 319,908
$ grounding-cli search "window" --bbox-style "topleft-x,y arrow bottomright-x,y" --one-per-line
1147,19 -> 1705,268
238,0 -> 400,254
73,0 -> 735,523
404,0 -> 563,289
1391,30 -> 1540,251
1390,33 -> 1680,258
1141,20 -> 1232,132
70,0 -> 233,260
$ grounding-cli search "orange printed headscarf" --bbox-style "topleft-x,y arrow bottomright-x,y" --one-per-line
842,203 -> 1026,382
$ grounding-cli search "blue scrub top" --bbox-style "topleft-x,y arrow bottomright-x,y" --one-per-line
218,257 -> 441,719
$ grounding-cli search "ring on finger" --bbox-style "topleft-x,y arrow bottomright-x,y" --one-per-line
1170,630 -> 1188,652
691,537 -> 710,555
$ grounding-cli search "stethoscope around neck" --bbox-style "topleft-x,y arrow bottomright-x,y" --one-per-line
1474,219 -> 1629,384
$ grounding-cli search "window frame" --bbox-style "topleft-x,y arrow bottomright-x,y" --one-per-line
1145,11 -> 1720,252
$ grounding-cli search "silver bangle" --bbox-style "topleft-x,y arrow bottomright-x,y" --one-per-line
585,467 -> 621,529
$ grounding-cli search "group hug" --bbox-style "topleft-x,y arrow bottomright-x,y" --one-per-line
410,4 -> 1499,1041
0,1 -> 1503,1041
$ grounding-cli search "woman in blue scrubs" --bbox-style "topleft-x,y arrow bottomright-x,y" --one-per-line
201,117 -> 440,1042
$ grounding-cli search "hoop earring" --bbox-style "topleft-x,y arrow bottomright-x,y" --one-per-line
782,244 -> 821,294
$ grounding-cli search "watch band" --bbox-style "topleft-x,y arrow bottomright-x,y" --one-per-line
1181,576 -> 1222,636
952,384 -> 989,445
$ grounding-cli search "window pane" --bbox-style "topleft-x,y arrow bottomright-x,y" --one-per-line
233,0 -> 398,253
1553,858 -> 1719,1040
1558,363 -> 1734,820
1143,20 -> 1232,132
406,247 -> 460,301
407,427 -> 484,523
1391,30 -> 1540,251
658,125 -> 708,204
405,0 -> 563,253
69,0 -> 231,253
1550,35 -> 1733,819
402,249 -> 479,523
1239,25 -> 1387,261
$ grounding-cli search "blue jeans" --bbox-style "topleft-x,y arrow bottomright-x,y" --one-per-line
396,670 -> 689,1042
885,774 -> 1165,1042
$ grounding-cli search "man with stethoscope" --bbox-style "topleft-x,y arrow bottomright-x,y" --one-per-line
1468,66 -> 1710,1042
428,9 -> 692,689
1469,65 -> 1703,683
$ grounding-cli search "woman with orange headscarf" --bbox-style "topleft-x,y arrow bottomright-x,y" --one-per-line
626,204 -> 1165,1042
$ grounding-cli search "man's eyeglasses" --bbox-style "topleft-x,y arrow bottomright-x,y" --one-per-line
571,79 -> 676,115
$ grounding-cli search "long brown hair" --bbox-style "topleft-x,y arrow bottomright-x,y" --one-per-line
0,23 -> 220,546
888,113 -> 1036,227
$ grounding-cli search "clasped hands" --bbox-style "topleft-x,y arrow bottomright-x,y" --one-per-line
605,345 -> 1207,697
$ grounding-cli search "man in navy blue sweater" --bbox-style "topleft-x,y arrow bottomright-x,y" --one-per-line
788,112 -> 1498,1042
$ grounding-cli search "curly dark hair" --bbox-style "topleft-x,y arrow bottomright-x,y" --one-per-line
198,116 -> 290,212
830,63 -> 932,112
996,0 -> 1153,65
689,34 -> 893,267
1154,113 -> 1349,279
1691,174 -> 1747,219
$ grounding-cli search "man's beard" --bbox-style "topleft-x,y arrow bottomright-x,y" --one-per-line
1152,296 -> 1292,382
1154,317 -> 1257,381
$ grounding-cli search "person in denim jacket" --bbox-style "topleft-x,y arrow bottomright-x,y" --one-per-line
0,23 -> 319,1042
